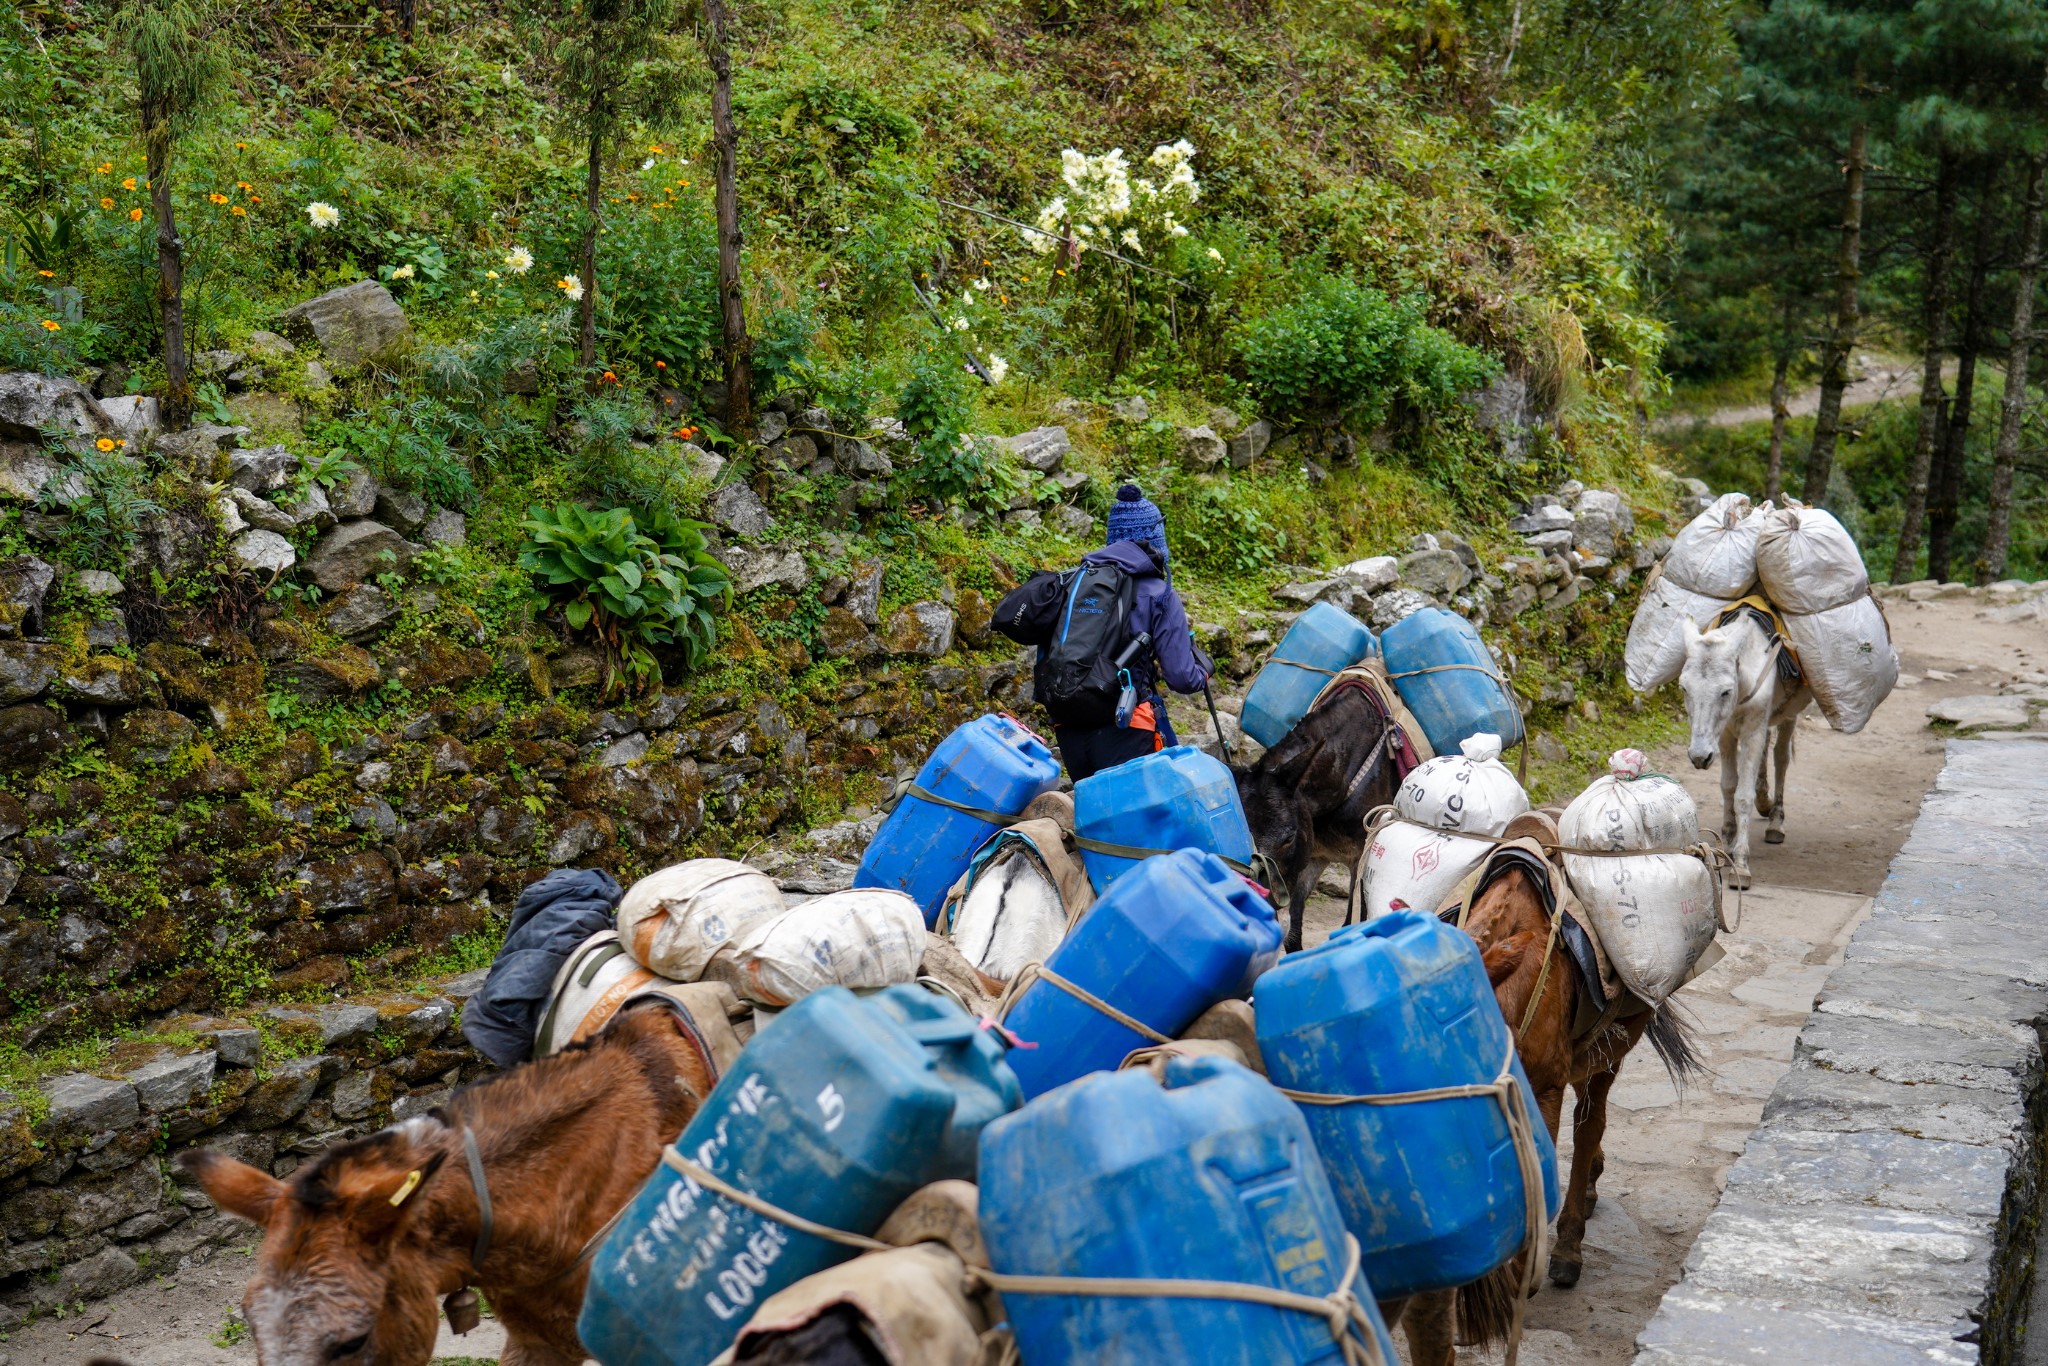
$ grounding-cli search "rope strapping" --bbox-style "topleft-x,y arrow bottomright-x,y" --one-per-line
992,962 -> 1174,1046
662,1152 -> 1389,1366
1277,1040 -> 1547,1366
886,780 -> 1016,828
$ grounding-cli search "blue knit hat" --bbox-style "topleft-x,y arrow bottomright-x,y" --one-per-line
1106,483 -> 1168,571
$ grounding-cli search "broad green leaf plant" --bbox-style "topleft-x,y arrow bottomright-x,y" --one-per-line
517,501 -> 731,696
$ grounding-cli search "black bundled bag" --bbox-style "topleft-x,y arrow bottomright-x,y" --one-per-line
461,867 -> 624,1068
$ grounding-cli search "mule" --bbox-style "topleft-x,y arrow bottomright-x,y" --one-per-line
1237,686 -> 1402,953
179,1003 -> 713,1366
1679,612 -> 1813,889
1393,841 -> 1703,1365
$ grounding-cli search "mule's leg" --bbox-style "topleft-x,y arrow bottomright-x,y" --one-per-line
1765,717 -> 1794,844
1718,732 -> 1739,846
1400,1289 -> 1458,1366
501,1334 -> 586,1366
1551,1067 -> 1619,1289
1726,709 -> 1768,890
1286,866 -> 1314,955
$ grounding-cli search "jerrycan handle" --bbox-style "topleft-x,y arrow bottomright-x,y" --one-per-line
898,1014 -> 980,1051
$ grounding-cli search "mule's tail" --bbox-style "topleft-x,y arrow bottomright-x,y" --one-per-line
1454,1253 -> 1524,1349
1647,999 -> 1708,1091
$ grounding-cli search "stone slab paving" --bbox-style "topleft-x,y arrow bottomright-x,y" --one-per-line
1634,739 -> 2048,1365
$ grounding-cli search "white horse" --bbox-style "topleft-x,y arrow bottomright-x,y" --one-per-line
1679,612 -> 1814,889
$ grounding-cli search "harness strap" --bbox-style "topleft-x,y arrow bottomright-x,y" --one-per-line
1068,834 -> 1279,893
463,1127 -> 494,1270
1278,1038 -> 1546,1366
993,962 -> 1174,1045
662,1152 -> 1389,1366
885,780 -> 1016,828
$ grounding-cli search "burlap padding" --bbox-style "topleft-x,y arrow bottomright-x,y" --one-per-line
1310,658 -> 1436,765
719,1243 -> 994,1366
936,807 -> 1096,996
615,980 -> 751,1099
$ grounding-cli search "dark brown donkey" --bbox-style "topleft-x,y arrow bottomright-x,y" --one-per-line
1237,684 -> 1404,952
180,1004 -> 714,1366
1390,818 -> 1704,1365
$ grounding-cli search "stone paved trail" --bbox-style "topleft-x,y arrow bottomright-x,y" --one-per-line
10,595 -> 2043,1366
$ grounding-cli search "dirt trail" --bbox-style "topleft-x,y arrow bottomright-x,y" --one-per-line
1653,352 -> 1935,431
11,597 -> 2044,1366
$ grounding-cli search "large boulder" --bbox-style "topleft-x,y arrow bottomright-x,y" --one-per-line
305,521 -> 413,592
0,374 -> 113,443
279,281 -> 414,373
0,442 -> 82,503
1003,426 -> 1070,473
230,529 -> 297,576
709,482 -> 774,538
0,557 -> 55,639
1229,419 -> 1273,469
883,601 -> 956,658
0,643 -> 57,705
98,396 -> 160,444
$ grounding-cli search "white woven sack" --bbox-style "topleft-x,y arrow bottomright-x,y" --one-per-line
1559,750 -> 1701,851
1783,595 -> 1897,734
727,889 -> 928,1008
1564,851 -> 1719,1006
1625,576 -> 1726,692
535,930 -> 661,1058
1663,493 -> 1763,599
1359,822 -> 1493,921
1755,504 -> 1867,615
1394,732 -> 1530,835
617,858 -> 786,980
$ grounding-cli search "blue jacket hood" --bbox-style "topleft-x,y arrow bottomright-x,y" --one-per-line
1083,541 -> 1165,578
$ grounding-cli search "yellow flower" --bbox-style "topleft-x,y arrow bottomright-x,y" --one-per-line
99,197 -> 114,210
231,205 -> 246,216
95,438 -> 116,452
236,181 -> 252,191
95,162 -> 111,174
36,270 -> 53,278
235,141 -> 247,149
208,192 -> 229,205
39,320 -> 59,332
648,144 -> 665,154
122,177 -> 136,191
129,207 -> 143,221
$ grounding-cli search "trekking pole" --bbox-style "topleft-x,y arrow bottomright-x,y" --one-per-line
1203,675 -> 1235,766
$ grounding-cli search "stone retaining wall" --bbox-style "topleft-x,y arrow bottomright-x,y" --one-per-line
0,970 -> 489,1319
1634,737 -> 2048,1365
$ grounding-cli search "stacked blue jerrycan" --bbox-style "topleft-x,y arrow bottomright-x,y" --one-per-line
578,985 -> 1022,1366
980,1054 -> 1401,1365
1241,602 -> 1380,747
856,713 -> 1061,925
1003,848 -> 1280,1100
1073,745 -> 1255,892
1255,911 -> 1560,1300
1380,606 -> 1524,757
868,983 -> 1022,1181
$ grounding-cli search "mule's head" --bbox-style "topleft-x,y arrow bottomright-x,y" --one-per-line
1678,617 -> 1742,769
178,1116 -> 461,1366
1236,761 -> 1308,885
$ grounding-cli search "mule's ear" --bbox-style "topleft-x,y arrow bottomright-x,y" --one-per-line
178,1149 -> 285,1228
340,1145 -> 452,1240
1680,617 -> 1703,644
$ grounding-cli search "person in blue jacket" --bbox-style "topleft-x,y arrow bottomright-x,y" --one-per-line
998,484 -> 1213,781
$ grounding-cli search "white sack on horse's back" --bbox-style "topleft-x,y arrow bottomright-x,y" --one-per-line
1564,851 -> 1719,1005
950,854 -> 1067,988
1558,750 -> 1700,851
1360,823 -> 1492,921
1662,492 -> 1763,599
725,889 -> 928,1008
1394,732 -> 1530,835
534,929 -> 662,1057
1754,503 -> 1869,615
1624,575 -> 1726,691
616,858 -> 787,980
1784,594 -> 1898,733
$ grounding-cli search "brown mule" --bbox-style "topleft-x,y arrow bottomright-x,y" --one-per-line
179,1003 -> 718,1366
1393,813 -> 1704,1365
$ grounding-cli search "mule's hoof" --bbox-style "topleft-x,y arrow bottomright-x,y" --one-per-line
1584,1191 -> 1599,1215
1549,1259 -> 1582,1289
1764,829 -> 1785,844
1727,867 -> 1754,891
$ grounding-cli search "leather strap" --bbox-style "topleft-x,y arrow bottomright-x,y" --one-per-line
463,1127 -> 493,1271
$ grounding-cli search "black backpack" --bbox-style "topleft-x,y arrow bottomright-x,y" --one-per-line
996,562 -> 1141,727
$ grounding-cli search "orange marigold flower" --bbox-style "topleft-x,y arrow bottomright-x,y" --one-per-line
236,181 -> 253,190
208,192 -> 229,204
655,360 -> 666,369
601,370 -> 618,383
36,270 -> 53,278
249,195 -> 261,204
129,207 -> 144,221
122,177 -> 137,191
95,162 -> 111,174
99,197 -> 114,209
95,438 -> 116,452
39,320 -> 59,332
231,205 -> 247,216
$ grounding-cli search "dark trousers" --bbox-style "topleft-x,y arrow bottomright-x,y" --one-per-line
1057,724 -> 1160,783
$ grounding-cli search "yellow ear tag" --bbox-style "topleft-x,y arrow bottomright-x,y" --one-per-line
389,1170 -> 424,1207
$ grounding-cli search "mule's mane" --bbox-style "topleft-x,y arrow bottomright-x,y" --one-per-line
1253,686 -> 1384,778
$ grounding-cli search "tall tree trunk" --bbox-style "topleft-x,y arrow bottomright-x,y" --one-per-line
145,123 -> 190,431
1930,168 -> 2000,582
1982,151 -> 2047,584
577,106 -> 605,381
1804,120 -> 1870,506
1765,348 -> 1791,503
1892,153 -> 1959,582
702,0 -> 753,437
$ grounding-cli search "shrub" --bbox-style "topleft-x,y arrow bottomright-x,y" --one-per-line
517,501 -> 730,695
1239,274 -> 1496,425
317,402 -> 478,510
41,441 -> 164,572
896,342 -> 1022,512
599,202 -> 720,384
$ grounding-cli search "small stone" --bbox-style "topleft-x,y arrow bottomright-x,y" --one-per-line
715,544 -> 810,595
598,731 -> 649,768
325,583 -> 402,642
230,529 -> 297,575
0,642 -> 57,704
1004,425 -> 1071,473
304,359 -> 334,391
55,655 -> 156,707
0,703 -> 70,772
883,601 -> 956,658
1508,504 -> 1575,534
0,442 -> 81,504
328,467 -> 377,519
330,1070 -> 376,1122
42,1074 -> 139,1140
355,760 -> 394,790
1523,529 -> 1573,554
417,509 -> 466,547
126,1052 -> 216,1113
1368,588 -> 1436,630
305,520 -> 413,592
319,1005 -> 380,1047
97,395 -> 160,443
349,798 -> 398,837
71,569 -> 123,598
1336,556 -> 1399,592
373,483 -> 430,535
207,1028 -> 261,1068
1399,548 -> 1471,597
0,556 -> 55,638
231,487 -> 298,533
1050,505 -> 1094,539
709,482 -> 775,538
1110,395 -> 1150,422
819,606 -> 879,660
1178,424 -> 1227,469
1228,419 -> 1273,468
833,436 -> 894,477
1533,732 -> 1568,763
1572,510 -> 1618,558
227,445 -> 298,494
1927,695 -> 2030,730
286,481 -> 334,530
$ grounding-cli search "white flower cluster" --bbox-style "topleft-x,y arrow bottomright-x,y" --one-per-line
1025,140 -> 1200,258
306,201 -> 340,229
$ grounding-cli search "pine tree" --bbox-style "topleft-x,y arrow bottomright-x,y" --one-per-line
699,0 -> 753,437
1928,163 -> 2003,581
1983,145 -> 2047,582
111,0 -> 223,431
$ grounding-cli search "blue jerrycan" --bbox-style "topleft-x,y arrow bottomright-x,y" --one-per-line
1254,911 -> 1560,1299
856,714 -> 1061,925
1073,745 -> 1255,893
867,983 -> 1022,1180
1241,602 -> 1379,747
1003,848 -> 1280,1100
578,986 -> 1021,1366
979,1054 -> 1401,1366
1379,607 -> 1524,756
